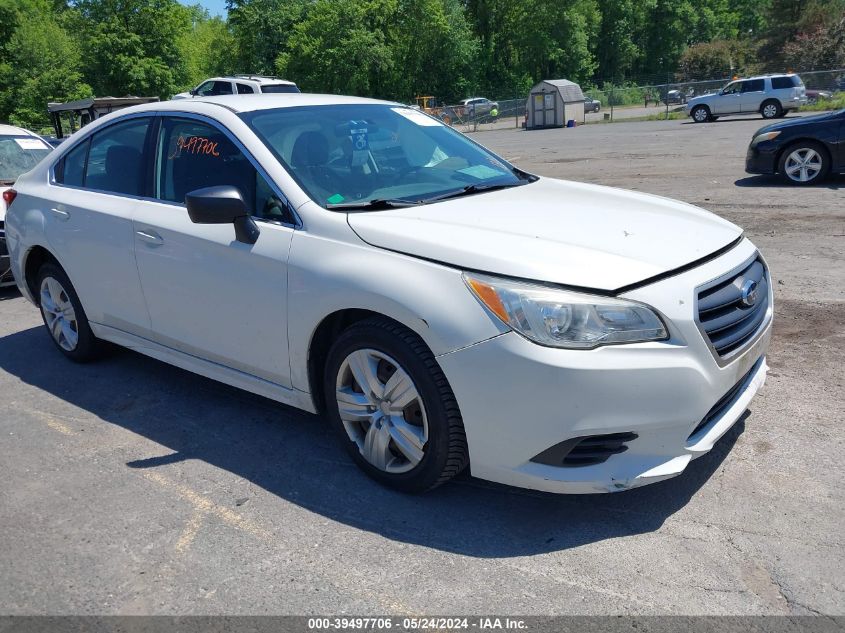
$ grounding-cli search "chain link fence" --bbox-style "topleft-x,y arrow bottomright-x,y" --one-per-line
442,68 -> 844,132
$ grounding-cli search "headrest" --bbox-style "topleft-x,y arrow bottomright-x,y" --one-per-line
291,131 -> 329,168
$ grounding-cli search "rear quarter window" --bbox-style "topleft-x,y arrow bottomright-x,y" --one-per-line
260,84 -> 300,94
55,140 -> 89,187
771,76 -> 801,89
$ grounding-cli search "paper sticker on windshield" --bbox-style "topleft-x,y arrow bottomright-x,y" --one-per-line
391,108 -> 443,127
15,138 -> 49,151
350,125 -> 369,166
458,165 -> 507,179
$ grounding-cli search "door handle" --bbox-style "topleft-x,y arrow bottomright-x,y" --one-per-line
50,208 -> 70,221
136,229 -> 164,246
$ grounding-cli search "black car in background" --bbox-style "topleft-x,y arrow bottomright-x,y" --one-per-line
584,97 -> 601,113
745,109 -> 844,185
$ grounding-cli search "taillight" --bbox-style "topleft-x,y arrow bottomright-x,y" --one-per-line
2,189 -> 16,207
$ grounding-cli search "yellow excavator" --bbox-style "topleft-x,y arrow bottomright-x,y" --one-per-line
414,96 -> 462,125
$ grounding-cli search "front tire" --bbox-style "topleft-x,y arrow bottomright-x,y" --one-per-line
691,105 -> 710,123
36,263 -> 100,362
778,141 -> 829,185
324,318 -> 468,493
761,100 -> 782,119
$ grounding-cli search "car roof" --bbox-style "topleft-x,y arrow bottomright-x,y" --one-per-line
0,124 -> 38,137
736,73 -> 798,81
143,93 -> 397,115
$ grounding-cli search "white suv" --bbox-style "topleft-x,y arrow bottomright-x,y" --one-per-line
4,95 -> 772,494
686,74 -> 807,123
171,75 -> 299,100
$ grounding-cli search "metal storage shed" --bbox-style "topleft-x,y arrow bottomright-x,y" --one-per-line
526,79 -> 585,129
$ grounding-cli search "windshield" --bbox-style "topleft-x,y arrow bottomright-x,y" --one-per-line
0,135 -> 51,183
242,104 -> 524,209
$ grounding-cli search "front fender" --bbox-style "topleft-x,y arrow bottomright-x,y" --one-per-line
286,230 -> 507,393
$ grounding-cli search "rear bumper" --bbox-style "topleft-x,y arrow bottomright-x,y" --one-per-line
438,238 -> 772,494
0,224 -> 14,287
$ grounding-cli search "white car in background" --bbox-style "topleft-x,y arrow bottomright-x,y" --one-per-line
686,73 -> 807,122
172,75 -> 300,100
4,95 -> 771,494
0,124 -> 52,287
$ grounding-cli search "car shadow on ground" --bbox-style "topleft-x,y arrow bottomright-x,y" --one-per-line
680,114 -> 805,125
735,174 -> 845,189
0,325 -> 746,558
0,287 -> 21,301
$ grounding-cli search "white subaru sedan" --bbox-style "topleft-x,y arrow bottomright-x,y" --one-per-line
4,95 -> 772,494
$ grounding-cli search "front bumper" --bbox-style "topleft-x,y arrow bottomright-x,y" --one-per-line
438,238 -> 772,494
746,142 -> 779,174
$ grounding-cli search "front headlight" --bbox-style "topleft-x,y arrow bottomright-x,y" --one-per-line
464,273 -> 668,349
751,131 -> 781,146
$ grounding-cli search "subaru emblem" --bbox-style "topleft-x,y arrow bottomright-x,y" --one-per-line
740,279 -> 759,307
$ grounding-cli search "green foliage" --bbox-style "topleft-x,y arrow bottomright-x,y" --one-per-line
277,0 -> 479,102
677,39 -> 756,80
0,0 -> 839,133
0,0 -> 92,129
782,17 -> 845,72
178,7 -> 237,89
74,0 -> 195,98
799,91 -> 845,112
227,0 -> 310,75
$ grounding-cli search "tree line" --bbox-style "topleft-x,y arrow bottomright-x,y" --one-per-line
1,0 -> 843,129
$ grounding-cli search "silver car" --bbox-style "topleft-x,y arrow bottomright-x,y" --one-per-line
686,74 -> 807,123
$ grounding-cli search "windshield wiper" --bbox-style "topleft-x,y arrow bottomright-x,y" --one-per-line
418,181 -> 527,204
325,198 -> 421,210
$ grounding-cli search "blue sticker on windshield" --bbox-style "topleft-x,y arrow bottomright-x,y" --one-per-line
458,165 -> 506,179
349,121 -> 369,166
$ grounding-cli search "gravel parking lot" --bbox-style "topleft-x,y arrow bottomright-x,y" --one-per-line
1,114 -> 843,616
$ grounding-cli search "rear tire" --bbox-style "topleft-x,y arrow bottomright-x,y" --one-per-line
761,100 -> 782,119
36,263 -> 101,362
324,318 -> 468,493
691,105 -> 710,123
778,141 -> 829,186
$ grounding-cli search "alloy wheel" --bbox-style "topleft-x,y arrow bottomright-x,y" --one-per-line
693,107 -> 708,122
784,148 -> 822,183
40,276 -> 79,351
335,348 -> 428,473
762,104 -> 778,118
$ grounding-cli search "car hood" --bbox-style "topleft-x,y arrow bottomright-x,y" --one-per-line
346,178 -> 742,291
754,110 -> 843,135
686,94 -> 715,106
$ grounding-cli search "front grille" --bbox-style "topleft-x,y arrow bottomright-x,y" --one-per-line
697,256 -> 769,358
688,359 -> 760,440
531,432 -> 638,468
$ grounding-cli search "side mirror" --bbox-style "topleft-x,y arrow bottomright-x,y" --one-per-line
189,88 -> 197,96
185,185 -> 260,245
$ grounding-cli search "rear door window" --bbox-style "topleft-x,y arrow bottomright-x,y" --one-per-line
742,79 -> 764,92
237,83 -> 255,94
83,117 -> 152,196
